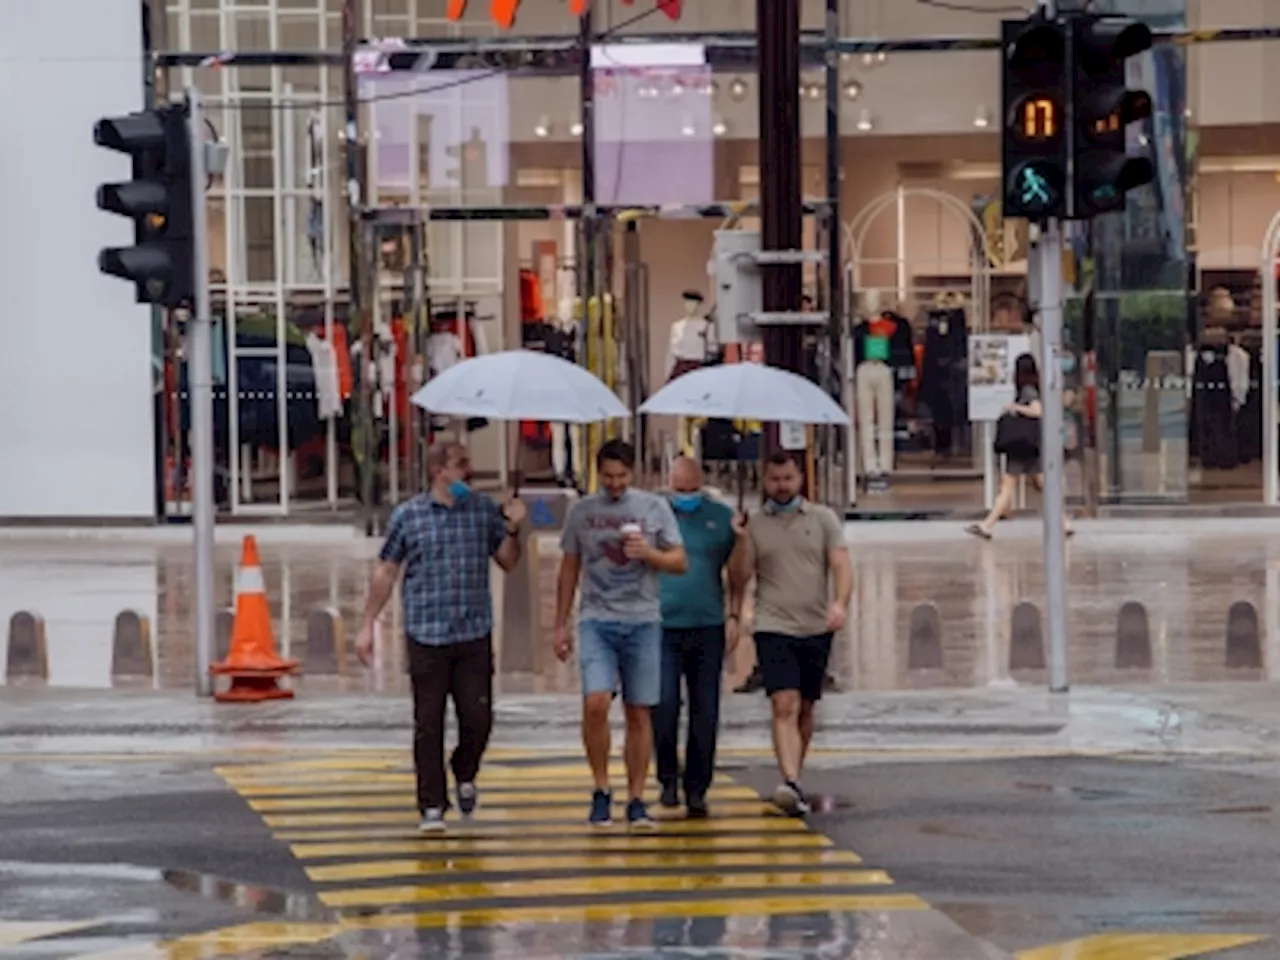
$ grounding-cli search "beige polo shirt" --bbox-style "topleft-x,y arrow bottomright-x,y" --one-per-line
748,500 -> 846,637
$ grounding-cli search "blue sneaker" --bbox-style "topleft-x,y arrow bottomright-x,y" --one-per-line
456,781 -> 478,819
627,798 -> 657,831
589,789 -> 613,827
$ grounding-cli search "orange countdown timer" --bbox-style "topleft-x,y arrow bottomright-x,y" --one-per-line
1020,97 -> 1058,141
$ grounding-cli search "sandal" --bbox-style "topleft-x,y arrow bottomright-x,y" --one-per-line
964,524 -> 992,541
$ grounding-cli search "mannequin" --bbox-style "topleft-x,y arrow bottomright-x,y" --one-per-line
853,297 -> 911,491
549,297 -> 580,485
666,290 -> 716,455
667,290 -> 716,378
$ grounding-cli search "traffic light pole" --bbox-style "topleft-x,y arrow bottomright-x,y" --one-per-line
1034,220 -> 1070,694
185,88 -> 216,698
1033,0 -> 1069,694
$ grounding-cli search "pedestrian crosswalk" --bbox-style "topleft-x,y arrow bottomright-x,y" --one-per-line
216,751 -> 929,932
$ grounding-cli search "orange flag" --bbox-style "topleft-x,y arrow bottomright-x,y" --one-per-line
446,0 -> 466,20
446,0 -> 601,27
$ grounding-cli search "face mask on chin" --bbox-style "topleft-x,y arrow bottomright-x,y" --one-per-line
765,495 -> 802,514
447,479 -> 471,502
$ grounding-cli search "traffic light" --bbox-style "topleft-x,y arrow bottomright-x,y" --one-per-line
95,104 -> 195,308
1001,17 -> 1068,221
1070,15 -> 1154,218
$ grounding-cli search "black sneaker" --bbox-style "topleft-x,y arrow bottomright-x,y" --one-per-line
773,780 -> 812,818
686,795 -> 709,819
456,781 -> 478,819
659,783 -> 680,808
627,798 -> 657,831
589,789 -> 613,827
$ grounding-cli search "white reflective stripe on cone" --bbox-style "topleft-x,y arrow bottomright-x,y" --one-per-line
238,566 -> 266,595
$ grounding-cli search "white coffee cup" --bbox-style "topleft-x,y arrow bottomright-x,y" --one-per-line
620,522 -> 642,540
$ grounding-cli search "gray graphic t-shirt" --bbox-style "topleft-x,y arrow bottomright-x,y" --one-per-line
561,488 -> 682,623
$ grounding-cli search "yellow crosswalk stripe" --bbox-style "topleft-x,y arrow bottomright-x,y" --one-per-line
305,849 -> 862,882
319,869 -> 894,908
338,894 -> 930,929
236,782 -> 757,800
262,811 -> 810,831
247,795 -> 770,814
289,834 -> 835,857
274,825 -> 831,843
1015,932 -> 1268,959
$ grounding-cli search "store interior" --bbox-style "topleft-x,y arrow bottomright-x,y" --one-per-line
165,118 -> 1280,518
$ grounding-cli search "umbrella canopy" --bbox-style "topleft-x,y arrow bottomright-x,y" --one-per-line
411,350 -> 628,424
639,363 -> 848,424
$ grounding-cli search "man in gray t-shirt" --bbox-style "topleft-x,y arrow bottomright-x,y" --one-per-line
555,440 -> 686,830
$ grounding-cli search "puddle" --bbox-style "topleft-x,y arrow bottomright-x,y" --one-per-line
162,868 -> 330,921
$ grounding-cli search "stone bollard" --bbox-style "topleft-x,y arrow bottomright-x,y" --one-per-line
1009,601 -> 1046,670
303,607 -> 347,675
1225,600 -> 1262,669
111,610 -> 154,679
6,611 -> 48,683
906,603 -> 944,670
1115,601 -> 1152,669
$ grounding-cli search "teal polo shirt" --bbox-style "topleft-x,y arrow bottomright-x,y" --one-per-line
659,496 -> 736,629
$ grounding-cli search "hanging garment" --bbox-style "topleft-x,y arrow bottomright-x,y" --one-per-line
1190,345 -> 1238,470
918,308 -> 969,454
316,323 -> 353,401
305,333 -> 343,420
668,317 -> 717,378
519,268 -> 545,324
1236,346 -> 1263,465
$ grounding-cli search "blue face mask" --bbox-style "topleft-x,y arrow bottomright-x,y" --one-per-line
670,492 -> 703,514
1061,355 -> 1078,375
766,496 -> 802,514
447,479 -> 471,502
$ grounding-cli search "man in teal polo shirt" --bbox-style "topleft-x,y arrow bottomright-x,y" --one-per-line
653,457 -> 747,818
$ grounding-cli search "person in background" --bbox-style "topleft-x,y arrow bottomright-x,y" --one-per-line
356,442 -> 526,834
554,440 -> 687,830
654,457 -> 748,819
732,451 -> 852,817
965,353 -> 1074,541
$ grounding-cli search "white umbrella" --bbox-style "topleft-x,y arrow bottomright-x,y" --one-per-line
411,350 -> 628,424
639,363 -> 847,424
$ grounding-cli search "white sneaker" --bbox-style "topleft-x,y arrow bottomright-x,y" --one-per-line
773,781 -> 812,817
418,807 -> 446,833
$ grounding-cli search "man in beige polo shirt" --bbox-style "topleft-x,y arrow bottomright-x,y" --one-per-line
734,450 -> 852,816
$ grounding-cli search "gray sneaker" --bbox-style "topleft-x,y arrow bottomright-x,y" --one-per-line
418,807 -> 446,833
457,782 -> 478,819
773,781 -> 812,818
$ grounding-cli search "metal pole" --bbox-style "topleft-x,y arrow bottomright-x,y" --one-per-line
1035,0 -> 1068,694
187,88 -> 215,698
343,0 -> 374,534
578,6 -> 598,488
757,0 -> 805,454
824,0 -> 842,506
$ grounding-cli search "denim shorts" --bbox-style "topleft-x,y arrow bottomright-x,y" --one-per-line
578,620 -> 662,706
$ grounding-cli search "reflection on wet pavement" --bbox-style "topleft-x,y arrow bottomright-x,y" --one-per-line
1,530 -> 1277,692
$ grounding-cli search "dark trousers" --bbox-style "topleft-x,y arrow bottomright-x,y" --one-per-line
653,625 -> 725,801
407,635 -> 494,812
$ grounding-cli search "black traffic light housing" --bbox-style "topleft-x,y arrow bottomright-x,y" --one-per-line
95,103 -> 195,308
1070,15 -> 1154,218
1001,17 -> 1069,221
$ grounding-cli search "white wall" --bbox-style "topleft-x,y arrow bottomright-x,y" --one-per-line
0,0 -> 156,519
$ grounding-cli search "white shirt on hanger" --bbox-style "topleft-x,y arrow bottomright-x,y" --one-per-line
668,317 -> 716,373
305,333 -> 343,420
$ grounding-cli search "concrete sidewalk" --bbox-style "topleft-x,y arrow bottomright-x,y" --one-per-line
1,683 -> 1276,761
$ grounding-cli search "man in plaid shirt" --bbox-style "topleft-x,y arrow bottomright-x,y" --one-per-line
357,442 -> 525,833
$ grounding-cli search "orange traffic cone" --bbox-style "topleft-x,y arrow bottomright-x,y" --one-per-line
210,535 -> 299,703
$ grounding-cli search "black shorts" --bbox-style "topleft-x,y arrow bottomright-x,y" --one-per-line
754,631 -> 834,702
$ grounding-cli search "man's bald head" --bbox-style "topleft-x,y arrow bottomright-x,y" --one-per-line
668,456 -> 703,493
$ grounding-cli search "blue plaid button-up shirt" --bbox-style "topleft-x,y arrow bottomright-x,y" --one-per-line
380,491 -> 508,647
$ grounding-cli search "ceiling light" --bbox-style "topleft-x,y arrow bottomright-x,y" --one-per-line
875,51 -> 887,65
638,83 -> 659,99
670,80 -> 685,97
843,80 -> 863,101
701,79 -> 717,96
729,77 -> 748,101
712,119 -> 727,137
534,117 -> 550,138
973,105 -> 990,129
570,120 -> 584,137
840,52 -> 855,63
681,120 -> 696,137
855,108 -> 873,132
861,52 -> 876,67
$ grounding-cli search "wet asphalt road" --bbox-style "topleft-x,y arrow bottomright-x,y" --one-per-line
3,752 -> 1277,958
734,756 -> 1280,958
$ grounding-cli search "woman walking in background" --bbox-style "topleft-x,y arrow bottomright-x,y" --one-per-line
965,353 -> 1073,541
